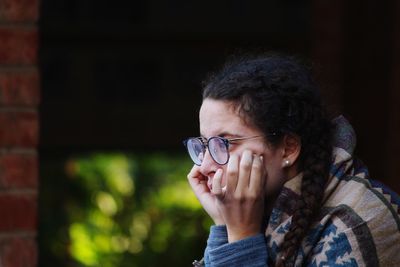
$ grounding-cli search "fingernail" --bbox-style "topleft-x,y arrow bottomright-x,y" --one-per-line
260,155 -> 264,162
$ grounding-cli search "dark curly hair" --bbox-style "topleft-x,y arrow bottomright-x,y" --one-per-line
202,54 -> 332,266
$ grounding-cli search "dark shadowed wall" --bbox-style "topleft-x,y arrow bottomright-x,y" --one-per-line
40,0 -> 400,193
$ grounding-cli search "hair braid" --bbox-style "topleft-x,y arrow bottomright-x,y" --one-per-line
277,106 -> 332,267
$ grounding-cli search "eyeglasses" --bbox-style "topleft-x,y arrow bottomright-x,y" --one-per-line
183,135 -> 262,166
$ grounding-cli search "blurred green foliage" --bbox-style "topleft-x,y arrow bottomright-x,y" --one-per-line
39,152 -> 211,267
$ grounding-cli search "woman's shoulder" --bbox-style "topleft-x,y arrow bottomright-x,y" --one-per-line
323,174 -> 400,224
317,174 -> 400,266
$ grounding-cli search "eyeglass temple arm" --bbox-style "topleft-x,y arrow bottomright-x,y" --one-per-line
227,133 -> 276,142
227,135 -> 261,142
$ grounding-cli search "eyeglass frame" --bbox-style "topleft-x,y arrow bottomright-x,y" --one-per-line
183,135 -> 268,166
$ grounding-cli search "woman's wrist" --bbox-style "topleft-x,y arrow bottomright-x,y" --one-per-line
227,228 -> 260,243
213,218 -> 225,226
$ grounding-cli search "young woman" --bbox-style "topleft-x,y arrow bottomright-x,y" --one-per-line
184,55 -> 400,266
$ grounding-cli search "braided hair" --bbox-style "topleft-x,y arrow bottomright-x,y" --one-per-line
202,54 -> 332,266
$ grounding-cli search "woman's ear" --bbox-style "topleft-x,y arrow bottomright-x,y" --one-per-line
281,134 -> 301,168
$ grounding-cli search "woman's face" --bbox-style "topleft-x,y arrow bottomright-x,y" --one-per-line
199,98 -> 288,197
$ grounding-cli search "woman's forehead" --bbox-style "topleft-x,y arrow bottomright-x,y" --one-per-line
199,99 -> 257,137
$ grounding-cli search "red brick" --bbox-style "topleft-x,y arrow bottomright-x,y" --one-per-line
0,193 -> 37,231
0,153 -> 38,188
0,70 -> 40,106
0,237 -> 37,267
0,0 -> 39,22
0,111 -> 38,147
0,27 -> 37,65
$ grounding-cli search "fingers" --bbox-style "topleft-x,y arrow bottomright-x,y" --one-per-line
226,154 -> 239,194
226,150 -> 265,199
236,150 -> 253,192
248,155 -> 265,194
212,169 -> 224,197
187,164 -> 202,180
187,165 -> 207,189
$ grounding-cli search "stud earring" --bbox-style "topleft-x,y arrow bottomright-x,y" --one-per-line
284,159 -> 290,166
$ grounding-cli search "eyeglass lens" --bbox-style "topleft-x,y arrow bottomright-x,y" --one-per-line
186,138 -> 204,165
186,137 -> 229,165
209,137 -> 228,164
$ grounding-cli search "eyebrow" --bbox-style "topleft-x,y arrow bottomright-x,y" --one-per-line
200,132 -> 242,139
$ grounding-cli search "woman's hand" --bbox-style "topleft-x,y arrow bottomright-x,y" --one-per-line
187,165 -> 225,225
212,150 -> 266,243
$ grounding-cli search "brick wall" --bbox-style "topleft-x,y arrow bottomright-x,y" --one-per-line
0,1 -> 39,267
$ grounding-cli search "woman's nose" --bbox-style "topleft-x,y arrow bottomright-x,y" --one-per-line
199,149 -> 217,176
